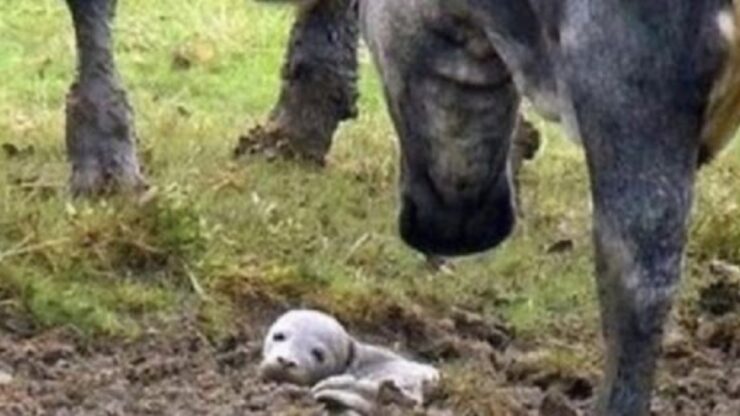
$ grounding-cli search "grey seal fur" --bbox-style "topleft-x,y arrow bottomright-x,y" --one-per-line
260,309 -> 440,415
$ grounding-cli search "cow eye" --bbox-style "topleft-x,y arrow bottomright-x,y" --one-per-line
273,333 -> 286,342
311,349 -> 325,363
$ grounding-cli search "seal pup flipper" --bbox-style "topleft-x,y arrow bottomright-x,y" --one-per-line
358,357 -> 440,407
312,374 -> 378,415
317,343 -> 440,411
311,374 -> 433,415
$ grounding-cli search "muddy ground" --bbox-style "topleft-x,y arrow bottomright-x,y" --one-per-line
0,278 -> 738,416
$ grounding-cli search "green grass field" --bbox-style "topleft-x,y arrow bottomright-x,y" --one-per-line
1,0 -> 739,359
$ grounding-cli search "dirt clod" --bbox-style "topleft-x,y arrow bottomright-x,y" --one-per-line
545,239 -> 575,255
451,308 -> 512,350
1,143 -> 35,159
698,277 -> 740,316
539,389 -> 580,416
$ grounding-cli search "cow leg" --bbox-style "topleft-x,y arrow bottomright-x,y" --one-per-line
557,5 -> 716,413
235,0 -> 359,165
576,95 -> 699,416
586,133 -> 697,416
65,0 -> 145,196
585,142 -> 696,416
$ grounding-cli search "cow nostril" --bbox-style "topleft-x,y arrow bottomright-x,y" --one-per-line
277,356 -> 296,369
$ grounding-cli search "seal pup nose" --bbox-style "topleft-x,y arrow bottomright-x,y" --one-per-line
277,355 -> 297,369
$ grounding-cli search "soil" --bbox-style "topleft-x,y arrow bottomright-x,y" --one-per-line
0,277 -> 738,416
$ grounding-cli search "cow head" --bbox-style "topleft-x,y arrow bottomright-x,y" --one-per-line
392,71 -> 520,257
362,2 -> 524,257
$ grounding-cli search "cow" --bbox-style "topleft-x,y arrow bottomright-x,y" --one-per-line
286,0 -> 740,415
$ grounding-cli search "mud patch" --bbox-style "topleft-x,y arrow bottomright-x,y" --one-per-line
1,300 -> 739,415
0,322 -> 325,416
655,274 -> 740,416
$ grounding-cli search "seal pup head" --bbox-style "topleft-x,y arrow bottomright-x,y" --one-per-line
260,309 -> 355,386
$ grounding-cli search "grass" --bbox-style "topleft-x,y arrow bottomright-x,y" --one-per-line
1,0 -> 739,361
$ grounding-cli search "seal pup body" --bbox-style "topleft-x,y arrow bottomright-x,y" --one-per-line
260,310 -> 440,414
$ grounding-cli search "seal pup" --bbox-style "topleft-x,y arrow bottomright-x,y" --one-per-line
260,309 -> 440,415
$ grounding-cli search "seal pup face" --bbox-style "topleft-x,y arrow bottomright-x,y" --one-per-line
260,310 -> 354,386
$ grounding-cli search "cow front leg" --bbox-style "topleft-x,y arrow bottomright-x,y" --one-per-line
65,0 -> 146,196
573,79 -> 699,416
563,50 -> 702,416
236,0 -> 360,165
578,101 -> 698,415
555,4 -> 723,413
589,163 -> 695,416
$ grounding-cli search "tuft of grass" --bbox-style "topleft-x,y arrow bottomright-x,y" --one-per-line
0,185 -> 210,335
691,161 -> 740,264
0,264 -> 174,336
63,186 -> 210,279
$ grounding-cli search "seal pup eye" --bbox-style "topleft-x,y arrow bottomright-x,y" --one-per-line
311,348 -> 325,363
273,333 -> 286,342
